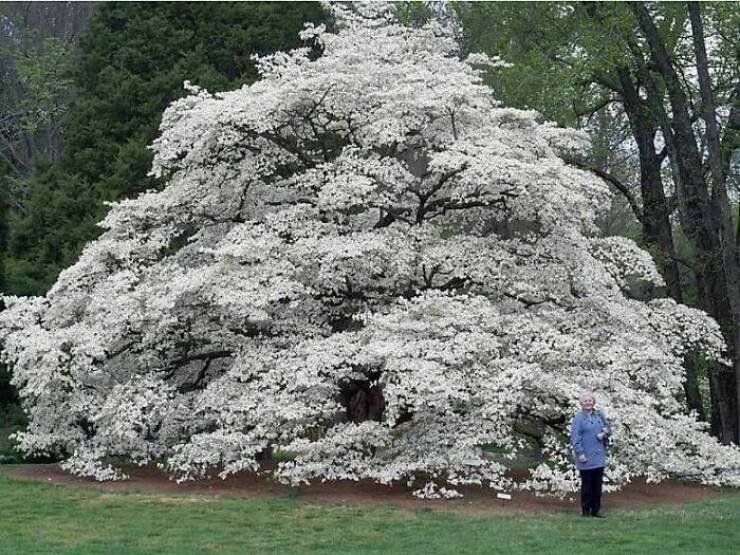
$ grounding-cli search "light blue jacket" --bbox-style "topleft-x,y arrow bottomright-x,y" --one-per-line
570,410 -> 611,470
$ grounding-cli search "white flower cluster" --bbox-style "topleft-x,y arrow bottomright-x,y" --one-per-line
1,3 -> 738,498
413,481 -> 464,499
590,236 -> 666,292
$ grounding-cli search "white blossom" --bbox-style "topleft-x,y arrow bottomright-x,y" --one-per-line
1,5 -> 738,497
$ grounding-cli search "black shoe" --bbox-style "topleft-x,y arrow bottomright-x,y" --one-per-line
591,513 -> 605,518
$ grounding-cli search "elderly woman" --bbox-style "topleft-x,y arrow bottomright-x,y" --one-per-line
570,391 -> 612,518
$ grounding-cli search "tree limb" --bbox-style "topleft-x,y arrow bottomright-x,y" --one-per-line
565,157 -> 643,223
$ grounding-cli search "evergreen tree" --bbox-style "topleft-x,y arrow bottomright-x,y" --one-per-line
3,2 -> 327,296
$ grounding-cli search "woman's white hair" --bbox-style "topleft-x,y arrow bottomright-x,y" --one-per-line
579,391 -> 596,403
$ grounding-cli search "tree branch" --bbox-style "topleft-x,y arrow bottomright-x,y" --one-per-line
565,157 -> 643,223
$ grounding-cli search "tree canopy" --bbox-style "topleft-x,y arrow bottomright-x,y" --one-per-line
1,5 -> 737,497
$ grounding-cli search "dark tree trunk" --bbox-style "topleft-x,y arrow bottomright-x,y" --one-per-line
612,63 -> 707,418
616,66 -> 683,303
630,1 -> 740,442
617,66 -> 707,417
688,1 -> 740,440
683,354 -> 706,421
340,380 -> 386,423
582,5 -> 709,417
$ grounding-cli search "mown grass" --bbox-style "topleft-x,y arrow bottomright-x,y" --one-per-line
1,467 -> 739,554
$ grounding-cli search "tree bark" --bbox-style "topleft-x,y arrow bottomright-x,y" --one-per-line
630,1 -> 740,442
616,66 -> 683,303
615,64 -> 710,417
581,4 -> 709,419
688,2 -> 740,438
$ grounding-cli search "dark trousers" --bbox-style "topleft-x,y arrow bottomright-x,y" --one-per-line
579,467 -> 604,516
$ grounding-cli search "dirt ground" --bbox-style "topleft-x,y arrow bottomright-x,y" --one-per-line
7,464 -> 724,515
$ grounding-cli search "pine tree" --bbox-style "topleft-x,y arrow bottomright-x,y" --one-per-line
3,2 -> 327,296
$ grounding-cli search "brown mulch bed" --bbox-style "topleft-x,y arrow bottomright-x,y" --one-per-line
6,464 -> 723,515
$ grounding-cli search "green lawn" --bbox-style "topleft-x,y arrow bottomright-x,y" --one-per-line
1,467 -> 739,555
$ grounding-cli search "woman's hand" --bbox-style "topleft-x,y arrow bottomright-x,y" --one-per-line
578,454 -> 588,463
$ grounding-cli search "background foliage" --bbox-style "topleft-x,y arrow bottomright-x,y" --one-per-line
1,1 -> 327,297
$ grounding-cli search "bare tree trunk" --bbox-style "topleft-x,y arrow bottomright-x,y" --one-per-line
616,66 -> 682,302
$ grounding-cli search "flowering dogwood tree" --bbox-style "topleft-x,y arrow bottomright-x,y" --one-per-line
1,4 -> 739,497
